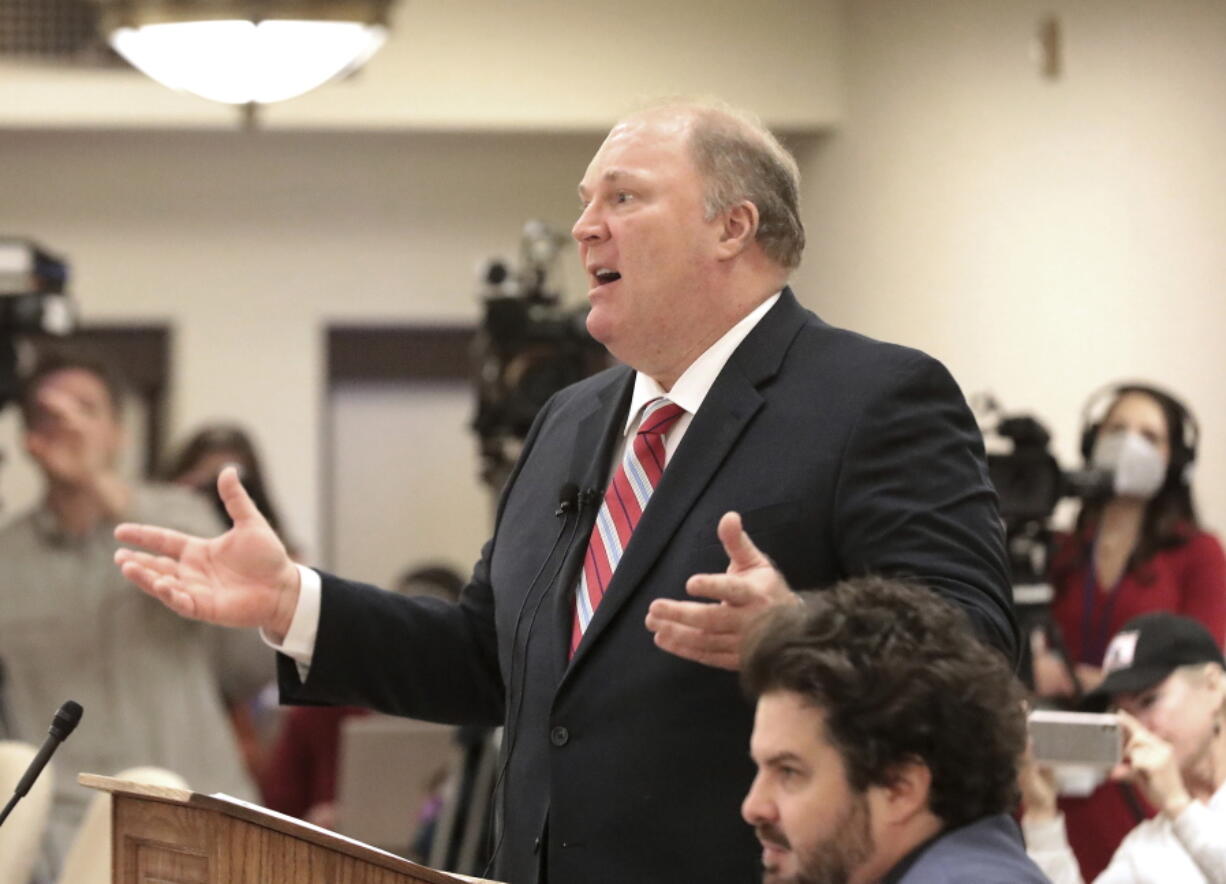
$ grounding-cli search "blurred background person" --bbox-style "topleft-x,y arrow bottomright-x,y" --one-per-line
1029,382 -> 1226,880
163,422 -> 296,556
0,351 -> 267,879
1021,612 -> 1226,883
392,565 -> 465,603
1035,383 -> 1225,698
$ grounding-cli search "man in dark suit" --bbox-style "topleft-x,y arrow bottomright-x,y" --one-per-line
741,577 -> 1045,884
114,101 -> 1017,884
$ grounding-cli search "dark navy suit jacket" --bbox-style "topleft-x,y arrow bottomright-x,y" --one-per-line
279,289 -> 1017,884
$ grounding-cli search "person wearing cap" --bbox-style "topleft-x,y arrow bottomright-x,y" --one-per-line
1020,612 -> 1226,883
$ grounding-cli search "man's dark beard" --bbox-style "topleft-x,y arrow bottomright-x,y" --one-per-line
759,792 -> 875,884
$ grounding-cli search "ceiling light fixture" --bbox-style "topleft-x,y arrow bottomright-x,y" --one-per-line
97,1 -> 395,105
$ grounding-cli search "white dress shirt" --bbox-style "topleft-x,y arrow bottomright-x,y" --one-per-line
267,292 -> 782,671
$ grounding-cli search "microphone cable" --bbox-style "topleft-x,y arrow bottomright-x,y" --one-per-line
480,484 -> 594,877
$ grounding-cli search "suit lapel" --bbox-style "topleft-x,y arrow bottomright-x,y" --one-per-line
561,289 -> 810,678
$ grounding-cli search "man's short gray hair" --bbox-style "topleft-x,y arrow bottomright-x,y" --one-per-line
683,103 -> 806,270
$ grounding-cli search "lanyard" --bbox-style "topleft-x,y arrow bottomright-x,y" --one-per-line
1079,539 -> 1126,665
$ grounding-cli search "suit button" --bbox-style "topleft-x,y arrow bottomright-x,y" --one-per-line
550,726 -> 570,747
533,837 -> 541,853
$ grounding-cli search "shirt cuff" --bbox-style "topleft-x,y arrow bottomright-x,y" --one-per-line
1021,812 -> 1072,851
260,564 -> 321,679
1170,799 -> 1210,846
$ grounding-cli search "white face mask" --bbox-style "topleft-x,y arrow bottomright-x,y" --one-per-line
1091,430 -> 1167,499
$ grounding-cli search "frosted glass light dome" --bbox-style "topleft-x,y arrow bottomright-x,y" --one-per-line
110,18 -> 387,104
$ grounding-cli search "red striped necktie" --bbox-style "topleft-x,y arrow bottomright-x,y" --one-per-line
571,397 -> 686,657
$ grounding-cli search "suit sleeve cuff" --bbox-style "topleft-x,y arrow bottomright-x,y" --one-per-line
260,564 -> 321,680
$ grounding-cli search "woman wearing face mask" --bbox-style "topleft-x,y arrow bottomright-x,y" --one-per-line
1030,383 -> 1226,880
1036,384 -> 1226,699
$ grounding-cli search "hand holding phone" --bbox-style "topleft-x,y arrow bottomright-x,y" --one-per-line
1112,710 -> 1191,818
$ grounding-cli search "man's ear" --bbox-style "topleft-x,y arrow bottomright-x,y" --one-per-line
870,758 -> 932,827
714,200 -> 760,260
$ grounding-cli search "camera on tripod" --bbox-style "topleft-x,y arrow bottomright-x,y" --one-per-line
1,238 -> 76,413
472,221 -> 607,489
979,397 -> 1113,589
977,395 -> 1117,689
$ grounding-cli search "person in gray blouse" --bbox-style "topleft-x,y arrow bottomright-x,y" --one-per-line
0,351 -> 267,875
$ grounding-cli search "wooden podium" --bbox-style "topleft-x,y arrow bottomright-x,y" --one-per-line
80,774 -> 502,884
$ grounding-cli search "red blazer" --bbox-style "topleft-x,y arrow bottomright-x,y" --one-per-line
1049,524 -> 1226,666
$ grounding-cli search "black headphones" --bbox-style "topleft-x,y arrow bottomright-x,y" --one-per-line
1078,382 -> 1199,487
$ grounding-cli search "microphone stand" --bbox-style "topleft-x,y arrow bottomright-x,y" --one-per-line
0,700 -> 83,828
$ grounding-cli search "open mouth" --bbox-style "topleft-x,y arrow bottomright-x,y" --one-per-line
592,268 -> 622,287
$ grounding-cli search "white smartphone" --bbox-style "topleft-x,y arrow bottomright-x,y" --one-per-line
1028,710 -> 1123,767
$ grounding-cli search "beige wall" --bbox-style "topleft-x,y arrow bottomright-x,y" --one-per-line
795,0 -> 1226,531
329,381 -> 487,588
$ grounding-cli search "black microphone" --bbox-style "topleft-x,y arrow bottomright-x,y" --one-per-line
0,700 -> 83,828
555,482 -> 580,517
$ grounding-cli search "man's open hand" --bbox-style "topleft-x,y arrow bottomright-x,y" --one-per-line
114,466 -> 300,642
645,512 -> 796,670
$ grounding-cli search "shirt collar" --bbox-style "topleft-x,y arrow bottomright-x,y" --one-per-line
28,485 -> 143,545
622,292 -> 781,435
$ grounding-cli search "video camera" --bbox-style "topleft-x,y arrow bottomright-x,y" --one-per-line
472,221 -> 607,488
979,397 -> 1112,587
977,395 -> 1116,690
1,238 -> 75,412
